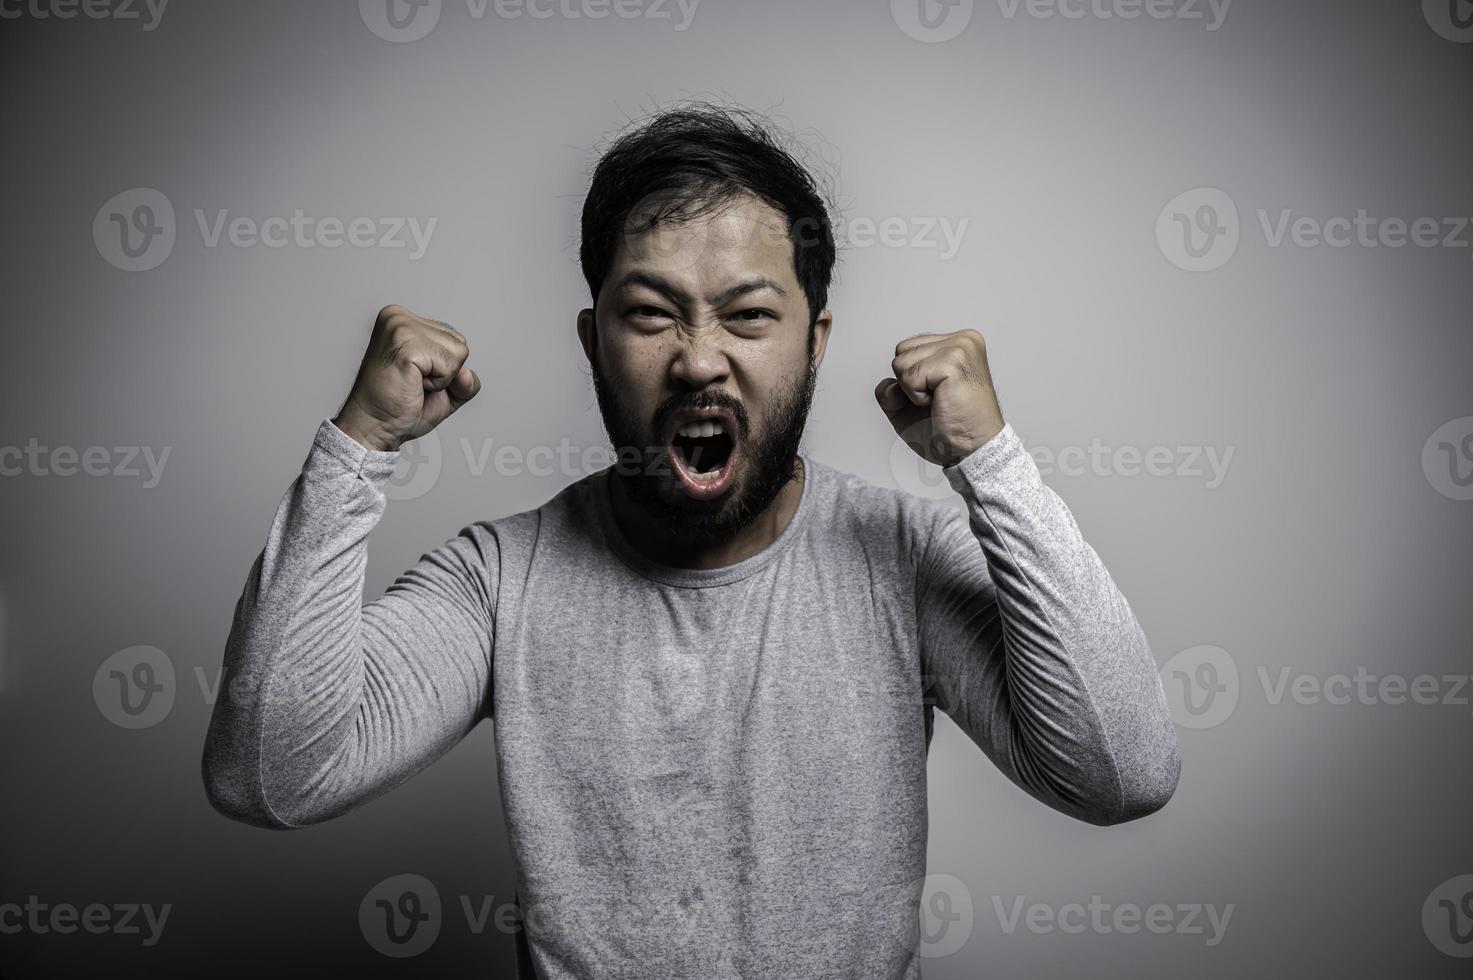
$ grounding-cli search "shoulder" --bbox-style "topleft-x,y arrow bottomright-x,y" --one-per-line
803,455 -> 961,565
437,472 -> 598,579
482,471 -> 594,544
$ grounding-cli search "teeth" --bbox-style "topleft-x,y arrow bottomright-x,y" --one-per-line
677,419 -> 725,439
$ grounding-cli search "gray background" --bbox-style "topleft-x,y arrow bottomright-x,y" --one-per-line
2,0 -> 1471,976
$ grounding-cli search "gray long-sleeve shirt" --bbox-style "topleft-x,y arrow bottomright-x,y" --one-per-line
202,418 -> 1179,978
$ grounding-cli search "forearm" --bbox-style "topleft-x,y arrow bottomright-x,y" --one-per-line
202,420 -> 493,829
928,424 -> 1180,824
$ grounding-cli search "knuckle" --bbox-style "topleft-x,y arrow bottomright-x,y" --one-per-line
376,303 -> 408,325
385,321 -> 416,346
426,342 -> 460,369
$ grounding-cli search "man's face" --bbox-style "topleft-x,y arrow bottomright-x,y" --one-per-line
579,192 -> 832,547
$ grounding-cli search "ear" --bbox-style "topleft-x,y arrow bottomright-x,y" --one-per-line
576,308 -> 596,366
809,308 -> 834,372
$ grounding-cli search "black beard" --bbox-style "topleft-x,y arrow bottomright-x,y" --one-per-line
590,348 -> 817,550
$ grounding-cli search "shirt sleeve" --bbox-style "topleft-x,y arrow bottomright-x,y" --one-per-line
201,419 -> 498,829
915,423 -> 1180,825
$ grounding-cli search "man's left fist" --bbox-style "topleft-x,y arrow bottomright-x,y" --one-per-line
875,329 -> 1006,468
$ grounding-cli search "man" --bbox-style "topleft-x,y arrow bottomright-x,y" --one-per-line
202,104 -> 1180,978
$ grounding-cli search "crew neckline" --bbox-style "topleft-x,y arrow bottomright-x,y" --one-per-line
591,455 -> 819,589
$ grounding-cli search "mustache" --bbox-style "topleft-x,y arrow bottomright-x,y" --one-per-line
651,390 -> 749,440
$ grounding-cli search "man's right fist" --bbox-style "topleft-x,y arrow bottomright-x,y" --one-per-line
331,305 -> 481,453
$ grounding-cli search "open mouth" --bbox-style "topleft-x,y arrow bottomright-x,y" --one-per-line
667,415 -> 737,499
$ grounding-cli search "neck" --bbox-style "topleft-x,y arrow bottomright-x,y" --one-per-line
608,457 -> 806,570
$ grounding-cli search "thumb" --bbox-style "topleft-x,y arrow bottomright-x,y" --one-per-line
874,378 -> 912,420
448,366 -> 481,407
877,377 -> 935,459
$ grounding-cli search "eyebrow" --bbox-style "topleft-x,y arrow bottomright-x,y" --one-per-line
613,272 -> 788,309
711,276 -> 788,307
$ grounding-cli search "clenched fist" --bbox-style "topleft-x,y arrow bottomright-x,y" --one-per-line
332,305 -> 481,453
876,329 -> 1006,468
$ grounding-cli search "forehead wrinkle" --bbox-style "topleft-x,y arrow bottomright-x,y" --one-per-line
610,199 -> 802,314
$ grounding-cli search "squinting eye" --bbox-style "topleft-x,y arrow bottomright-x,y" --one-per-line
734,309 -> 775,322
628,306 -> 670,320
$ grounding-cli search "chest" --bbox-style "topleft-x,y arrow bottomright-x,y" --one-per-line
530,558 -> 908,710
488,543 -> 934,916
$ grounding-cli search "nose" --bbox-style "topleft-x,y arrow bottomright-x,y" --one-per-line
668,333 -> 730,392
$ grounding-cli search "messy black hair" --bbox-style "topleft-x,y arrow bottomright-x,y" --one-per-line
579,103 -> 837,331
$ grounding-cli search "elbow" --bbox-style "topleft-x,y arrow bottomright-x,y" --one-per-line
1108,766 -> 1180,825
201,739 -> 296,831
1091,733 -> 1182,826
